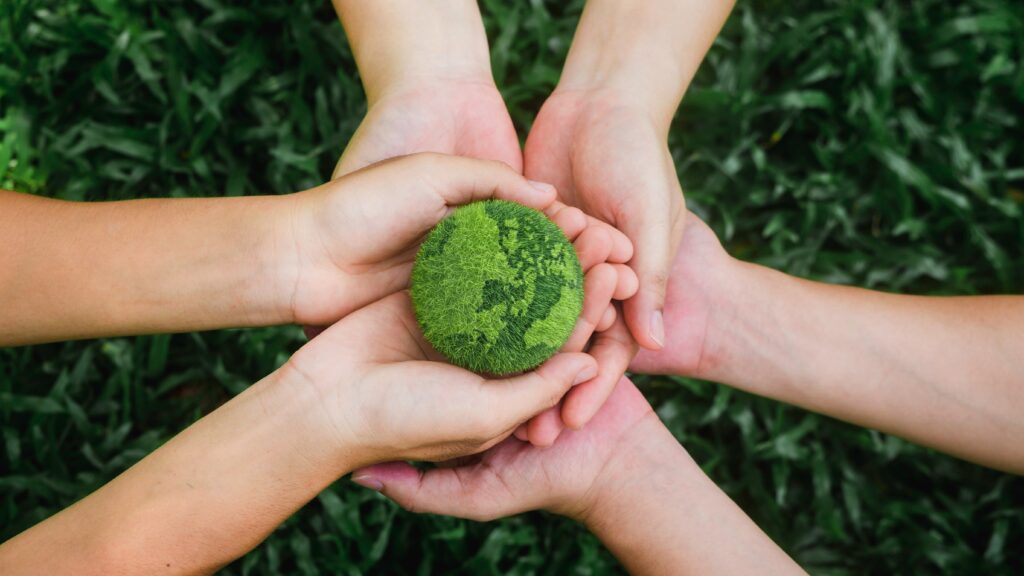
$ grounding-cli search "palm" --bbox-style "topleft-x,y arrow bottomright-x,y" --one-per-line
334,80 -> 521,177
630,213 -> 729,378
293,292 -> 516,463
353,378 -> 657,521
525,92 -> 675,219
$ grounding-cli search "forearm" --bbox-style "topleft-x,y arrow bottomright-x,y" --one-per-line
558,0 -> 735,127
0,366 -> 348,575
705,263 -> 1024,473
584,416 -> 803,575
0,190 -> 295,345
332,0 -> 493,103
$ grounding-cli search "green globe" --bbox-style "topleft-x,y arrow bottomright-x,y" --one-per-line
411,199 -> 584,375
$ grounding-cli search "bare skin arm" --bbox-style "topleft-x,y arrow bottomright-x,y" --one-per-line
632,214 -> 1024,474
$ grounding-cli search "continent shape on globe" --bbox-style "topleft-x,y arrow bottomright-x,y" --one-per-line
411,200 -> 584,375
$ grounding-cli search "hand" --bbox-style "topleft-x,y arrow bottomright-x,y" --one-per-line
518,89 -> 684,441
349,372 -> 806,575
285,290 -> 599,468
282,153 -> 556,328
348,375 -> 662,522
629,212 -> 738,379
525,88 -> 685,352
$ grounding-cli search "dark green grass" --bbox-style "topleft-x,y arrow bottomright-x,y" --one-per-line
2,0 -> 1023,573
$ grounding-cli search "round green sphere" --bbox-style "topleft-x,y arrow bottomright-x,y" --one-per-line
411,199 -> 584,375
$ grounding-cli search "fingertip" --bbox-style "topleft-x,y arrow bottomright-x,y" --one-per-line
520,179 -> 558,209
526,406 -> 564,447
611,264 -> 640,300
623,292 -> 665,351
596,305 -> 616,332
575,226 -> 614,272
549,204 -> 588,240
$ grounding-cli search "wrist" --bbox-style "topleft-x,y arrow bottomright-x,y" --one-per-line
698,261 -> 810,401
556,16 -> 690,129
272,354 -> 365,476
336,0 -> 495,105
573,414 -> 696,529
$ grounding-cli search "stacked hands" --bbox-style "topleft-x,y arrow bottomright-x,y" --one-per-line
3,1 -> 1022,575
286,153 -> 643,470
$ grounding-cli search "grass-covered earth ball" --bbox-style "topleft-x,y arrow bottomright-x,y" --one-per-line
411,199 -> 584,375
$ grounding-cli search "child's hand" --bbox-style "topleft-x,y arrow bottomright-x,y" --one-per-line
347,374 -> 662,522
285,153 -> 636,338
281,153 -> 557,329
283,290 -> 598,468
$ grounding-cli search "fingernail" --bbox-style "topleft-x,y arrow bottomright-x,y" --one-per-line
527,180 -> 556,195
650,310 -> 665,348
574,365 -> 598,385
351,474 -> 383,492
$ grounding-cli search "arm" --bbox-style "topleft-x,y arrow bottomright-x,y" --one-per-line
0,154 -> 554,346
519,1 -> 735,441
330,0 -> 521,175
0,292 -> 597,575
351,377 -> 804,575
0,190 -> 293,345
558,0 -> 736,128
526,0 -> 735,351
331,0 -> 491,103
583,403 -> 803,575
632,214 -> 1024,474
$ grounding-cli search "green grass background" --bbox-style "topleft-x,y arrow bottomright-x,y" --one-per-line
2,0 -> 1023,573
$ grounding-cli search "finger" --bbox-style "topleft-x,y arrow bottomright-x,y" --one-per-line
546,202 -> 588,241
350,461 -> 500,520
573,226 -> 614,273
596,305 -> 616,332
562,313 -> 638,430
484,352 -> 597,426
563,263 -> 617,352
419,153 -> 557,210
620,200 -> 684,350
584,215 -> 633,263
611,264 -> 640,301
303,325 -> 326,340
526,404 -> 564,447
513,423 -> 530,441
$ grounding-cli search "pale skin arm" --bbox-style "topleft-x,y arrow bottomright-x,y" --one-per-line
558,0 -> 736,127
632,215 -> 1024,474
351,377 -> 804,575
329,1 -> 524,175
0,154 -> 571,347
517,1 -> 736,443
527,0 -> 736,350
582,406 -> 804,576
0,190 -> 295,345
0,291 -> 599,575
331,0 -> 492,103
709,268 -> 1024,473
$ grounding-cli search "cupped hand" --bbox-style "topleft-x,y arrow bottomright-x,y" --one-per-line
348,375 -> 662,522
284,290 -> 599,468
285,153 -> 558,329
525,88 -> 686,352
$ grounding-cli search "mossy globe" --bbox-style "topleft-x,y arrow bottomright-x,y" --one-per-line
411,199 -> 584,375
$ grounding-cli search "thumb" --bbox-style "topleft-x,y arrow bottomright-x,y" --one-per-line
620,186 -> 684,351
484,352 -> 597,427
